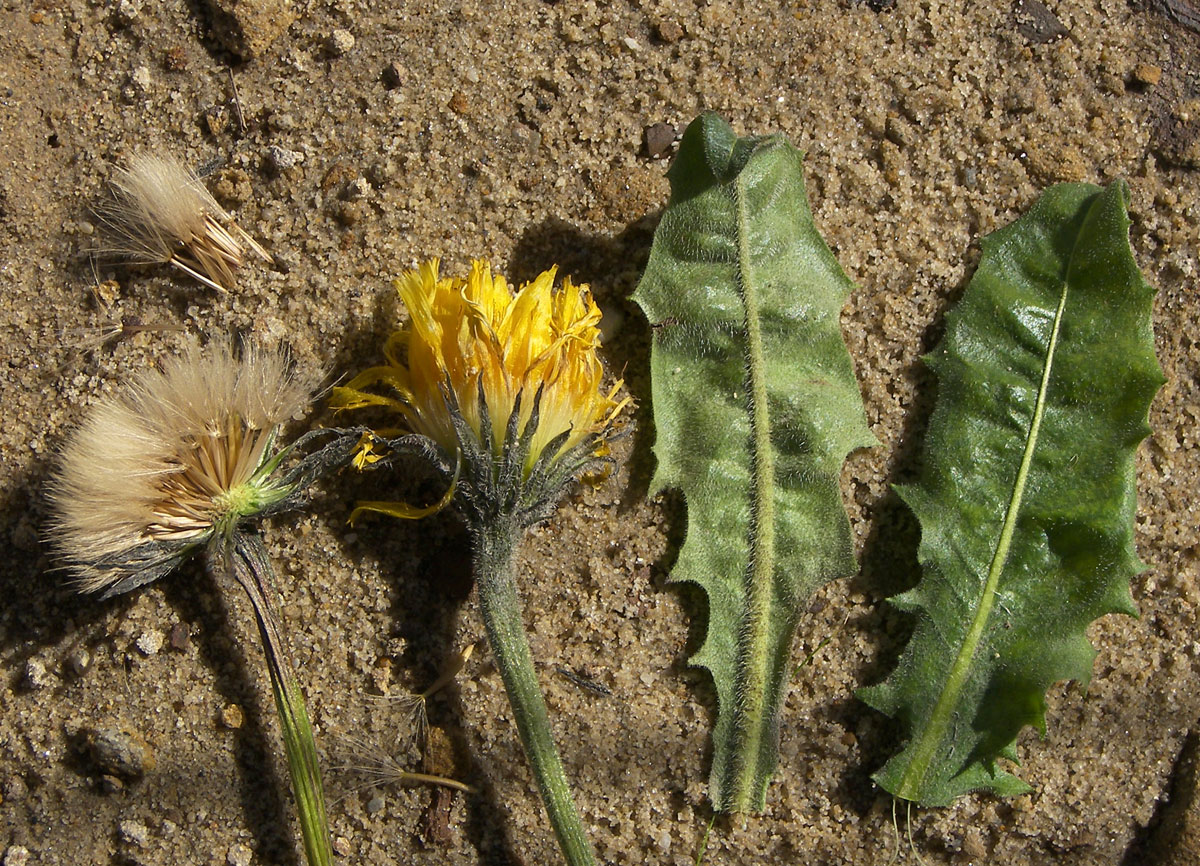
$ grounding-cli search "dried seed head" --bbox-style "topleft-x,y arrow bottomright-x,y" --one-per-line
48,340 -> 319,595
96,152 -> 270,292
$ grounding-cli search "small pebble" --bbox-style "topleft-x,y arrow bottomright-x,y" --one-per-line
219,704 -> 245,730
511,123 -> 542,155
135,631 -> 163,656
327,28 -> 355,56
2,846 -> 30,866
87,728 -> 156,779
1133,63 -> 1162,87
118,820 -> 150,848
65,647 -> 91,678
366,795 -> 385,815
115,0 -> 140,22
643,122 -> 677,159
129,65 -> 152,93
204,105 -> 229,136
2,776 -> 28,802
169,623 -> 191,652
382,61 -> 404,89
621,36 -> 641,52
343,177 -> 371,201
266,145 -> 304,172
163,45 -> 187,72
206,0 -> 296,58
448,92 -> 469,114
226,843 -> 252,866
22,659 -> 52,690
333,837 -> 352,856
100,774 -> 125,794
655,19 -> 683,42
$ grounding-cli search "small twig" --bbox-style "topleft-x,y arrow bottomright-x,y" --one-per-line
555,666 -> 612,697
228,67 -> 246,134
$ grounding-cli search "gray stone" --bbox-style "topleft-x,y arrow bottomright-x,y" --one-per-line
22,659 -> 52,691
118,820 -> 150,848
2,846 -> 30,866
168,623 -> 191,652
87,728 -> 156,779
266,145 -> 304,172
64,648 -> 91,678
643,122 -> 677,159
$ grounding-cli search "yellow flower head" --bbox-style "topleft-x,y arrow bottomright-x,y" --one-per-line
334,260 -> 625,479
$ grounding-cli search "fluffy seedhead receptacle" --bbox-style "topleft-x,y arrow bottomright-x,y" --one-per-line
96,152 -> 271,292
47,339 -> 321,596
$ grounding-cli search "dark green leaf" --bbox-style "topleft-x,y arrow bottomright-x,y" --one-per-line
858,181 -> 1165,806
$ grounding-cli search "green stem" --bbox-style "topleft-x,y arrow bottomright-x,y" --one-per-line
215,532 -> 333,866
472,519 -> 597,866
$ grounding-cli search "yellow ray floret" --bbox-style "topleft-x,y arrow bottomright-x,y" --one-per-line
333,259 -> 625,476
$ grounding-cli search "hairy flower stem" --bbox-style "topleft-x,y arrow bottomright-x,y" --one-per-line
472,518 -> 597,866
212,532 -> 333,866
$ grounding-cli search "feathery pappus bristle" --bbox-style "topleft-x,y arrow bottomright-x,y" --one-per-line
96,152 -> 271,292
47,339 -> 320,595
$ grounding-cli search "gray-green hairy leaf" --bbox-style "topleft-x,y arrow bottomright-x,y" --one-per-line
858,181 -> 1165,806
632,113 -> 874,813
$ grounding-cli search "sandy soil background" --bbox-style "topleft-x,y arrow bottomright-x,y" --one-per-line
2,0 -> 1199,864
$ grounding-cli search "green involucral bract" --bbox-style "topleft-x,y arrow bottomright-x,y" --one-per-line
632,113 -> 875,813
858,181 -> 1165,807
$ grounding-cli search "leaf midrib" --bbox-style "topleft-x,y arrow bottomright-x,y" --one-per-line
722,169 -> 778,811
895,268 -> 1072,801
